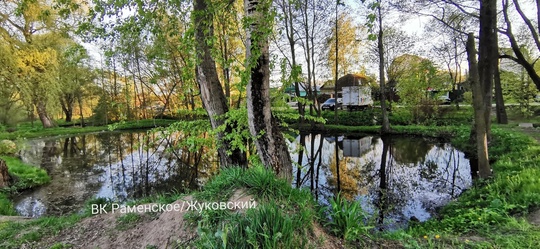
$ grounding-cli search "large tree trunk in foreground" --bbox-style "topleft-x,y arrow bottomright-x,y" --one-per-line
194,0 -> 247,168
0,159 -> 11,188
245,0 -> 293,181
466,33 -> 491,179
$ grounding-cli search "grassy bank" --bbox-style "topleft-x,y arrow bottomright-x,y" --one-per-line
0,119 -> 176,140
0,156 -> 50,215
0,119 -> 176,216
388,126 -> 540,248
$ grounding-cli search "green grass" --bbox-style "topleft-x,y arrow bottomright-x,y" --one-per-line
0,119 -> 176,140
0,193 -> 16,215
0,214 -> 83,249
115,213 -> 142,231
400,127 -> 540,248
0,156 -> 50,215
1,156 -> 50,190
189,166 -> 319,248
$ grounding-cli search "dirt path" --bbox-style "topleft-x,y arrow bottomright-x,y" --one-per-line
17,189 -> 344,249
34,197 -> 198,249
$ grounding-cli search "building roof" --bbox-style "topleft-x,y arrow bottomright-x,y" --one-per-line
320,74 -> 369,91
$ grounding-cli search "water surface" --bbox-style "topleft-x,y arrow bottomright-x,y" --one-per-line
14,131 -> 472,230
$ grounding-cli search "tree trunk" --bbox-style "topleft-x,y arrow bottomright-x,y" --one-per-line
60,94 -> 74,123
333,0 -> 339,123
77,94 -> 85,126
466,33 -> 491,179
194,0 -> 247,168
245,0 -> 293,181
494,62 -> 508,124
0,159 -> 11,188
378,2 -> 390,133
36,100 -> 54,128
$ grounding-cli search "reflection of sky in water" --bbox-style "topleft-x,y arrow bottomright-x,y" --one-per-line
14,131 -> 215,217
290,134 -> 472,229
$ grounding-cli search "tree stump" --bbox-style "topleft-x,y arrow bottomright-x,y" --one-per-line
0,159 -> 10,188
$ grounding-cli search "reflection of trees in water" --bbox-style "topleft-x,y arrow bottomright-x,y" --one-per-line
293,134 -> 325,201
291,134 -> 472,230
329,156 -> 361,200
391,137 -> 432,165
99,131 -> 217,201
39,140 -> 58,173
17,131 -> 218,216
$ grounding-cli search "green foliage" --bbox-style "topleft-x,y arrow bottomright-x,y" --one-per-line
0,193 -> 17,215
0,101 -> 26,127
409,99 -> 441,125
191,166 -> 316,248
82,197 -> 114,216
0,140 -> 17,155
0,156 -> 50,216
157,120 -> 214,155
316,106 -> 473,127
0,214 -> 82,248
116,213 -> 142,231
391,55 -> 450,104
322,109 -> 375,126
0,119 -> 175,140
50,243 -> 73,249
175,108 -> 208,120
195,167 -> 244,201
501,67 -> 539,117
409,127 -> 540,243
1,156 -> 50,190
324,193 -> 372,240
241,166 -> 292,201
214,108 -> 252,157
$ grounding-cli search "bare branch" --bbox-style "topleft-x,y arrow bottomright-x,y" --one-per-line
512,0 -> 540,52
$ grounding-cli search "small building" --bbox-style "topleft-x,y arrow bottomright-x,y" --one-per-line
284,82 -> 321,97
320,74 -> 370,98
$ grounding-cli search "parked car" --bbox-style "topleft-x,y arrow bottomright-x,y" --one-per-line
321,98 -> 342,111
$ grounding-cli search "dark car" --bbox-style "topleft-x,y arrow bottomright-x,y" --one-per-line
321,98 -> 342,111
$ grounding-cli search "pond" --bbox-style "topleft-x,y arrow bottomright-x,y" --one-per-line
14,130 -> 218,217
13,131 -> 472,230
289,134 -> 472,230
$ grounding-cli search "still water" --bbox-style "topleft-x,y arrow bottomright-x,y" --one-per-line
14,130 -> 217,217
13,131 -> 472,229
289,134 -> 472,229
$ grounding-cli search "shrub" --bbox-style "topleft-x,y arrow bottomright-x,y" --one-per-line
322,109 -> 376,126
0,140 -> 17,155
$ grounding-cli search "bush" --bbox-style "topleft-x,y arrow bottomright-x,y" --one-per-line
0,140 -> 17,155
322,109 -> 376,126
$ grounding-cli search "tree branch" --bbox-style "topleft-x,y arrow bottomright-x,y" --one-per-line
512,0 -> 540,52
